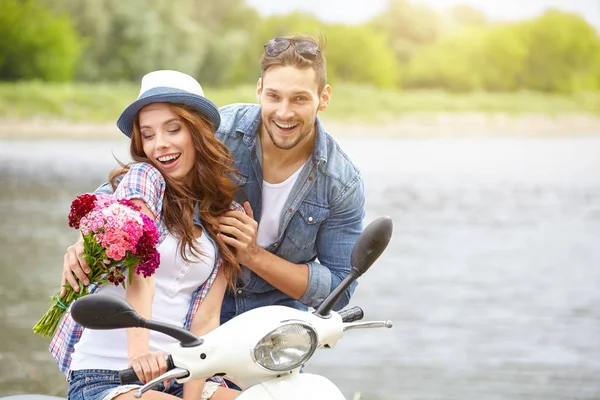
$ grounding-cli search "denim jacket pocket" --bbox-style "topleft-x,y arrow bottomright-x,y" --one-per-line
285,201 -> 330,250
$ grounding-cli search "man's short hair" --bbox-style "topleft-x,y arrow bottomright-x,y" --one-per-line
260,34 -> 327,93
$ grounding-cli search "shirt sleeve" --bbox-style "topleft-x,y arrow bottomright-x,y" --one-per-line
300,174 -> 365,311
94,181 -> 115,195
114,162 -> 166,221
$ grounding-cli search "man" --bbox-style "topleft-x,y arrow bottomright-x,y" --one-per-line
214,34 -> 365,322
61,34 -> 365,324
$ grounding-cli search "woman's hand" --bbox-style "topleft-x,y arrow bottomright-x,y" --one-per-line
60,237 -> 90,296
129,351 -> 168,384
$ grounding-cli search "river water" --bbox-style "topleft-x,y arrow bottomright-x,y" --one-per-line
0,136 -> 599,399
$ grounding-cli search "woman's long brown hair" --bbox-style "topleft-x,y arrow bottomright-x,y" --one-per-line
109,103 -> 241,289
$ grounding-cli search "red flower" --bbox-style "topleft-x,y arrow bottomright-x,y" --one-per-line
134,214 -> 161,277
136,251 -> 160,278
107,268 -> 126,286
68,193 -> 97,229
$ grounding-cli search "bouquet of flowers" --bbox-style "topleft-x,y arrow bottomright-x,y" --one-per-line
33,193 -> 161,338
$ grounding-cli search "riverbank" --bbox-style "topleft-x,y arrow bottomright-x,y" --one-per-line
1,82 -> 599,123
1,112 -> 599,140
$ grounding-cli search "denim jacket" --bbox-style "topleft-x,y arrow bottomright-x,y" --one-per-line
217,104 -> 365,319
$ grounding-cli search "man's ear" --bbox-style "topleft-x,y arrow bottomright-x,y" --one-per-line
318,84 -> 332,111
256,77 -> 263,103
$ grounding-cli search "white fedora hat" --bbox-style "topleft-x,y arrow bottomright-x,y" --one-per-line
117,70 -> 220,137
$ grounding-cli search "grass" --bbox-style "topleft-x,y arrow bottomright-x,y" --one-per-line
0,81 -> 599,123
325,85 -> 600,123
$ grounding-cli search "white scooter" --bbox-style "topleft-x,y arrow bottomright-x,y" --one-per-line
5,216 -> 393,400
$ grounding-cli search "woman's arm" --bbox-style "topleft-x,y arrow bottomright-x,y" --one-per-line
126,198 -> 158,383
182,270 -> 227,400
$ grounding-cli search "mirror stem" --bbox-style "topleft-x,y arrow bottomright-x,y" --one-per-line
144,320 -> 203,347
314,272 -> 358,317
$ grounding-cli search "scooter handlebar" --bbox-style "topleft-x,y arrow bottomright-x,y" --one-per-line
119,355 -> 176,384
339,306 -> 364,323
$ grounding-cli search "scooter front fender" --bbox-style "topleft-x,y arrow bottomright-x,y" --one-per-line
236,373 -> 346,400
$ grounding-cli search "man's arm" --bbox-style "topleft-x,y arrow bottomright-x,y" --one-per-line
95,181 -> 114,195
218,203 -> 310,300
219,177 -> 365,310
239,245 -> 310,301
301,176 -> 365,310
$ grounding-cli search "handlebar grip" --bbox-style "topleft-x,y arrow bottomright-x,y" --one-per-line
118,368 -> 139,385
339,306 -> 364,323
119,355 -> 175,384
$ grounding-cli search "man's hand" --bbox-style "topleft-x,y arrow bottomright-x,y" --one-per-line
218,202 -> 260,266
60,238 -> 90,296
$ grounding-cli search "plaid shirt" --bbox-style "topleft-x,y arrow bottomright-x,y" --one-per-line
50,163 -> 240,375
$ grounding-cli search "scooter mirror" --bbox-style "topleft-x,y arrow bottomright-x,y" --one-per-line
71,293 -> 204,347
350,215 -> 393,277
315,216 -> 393,317
71,293 -> 144,329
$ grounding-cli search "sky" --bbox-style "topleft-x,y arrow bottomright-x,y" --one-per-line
246,0 -> 600,31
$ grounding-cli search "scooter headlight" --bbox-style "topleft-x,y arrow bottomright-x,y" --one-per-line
252,322 -> 318,372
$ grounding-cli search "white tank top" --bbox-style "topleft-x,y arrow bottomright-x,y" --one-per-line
70,232 -> 215,371
256,163 -> 305,248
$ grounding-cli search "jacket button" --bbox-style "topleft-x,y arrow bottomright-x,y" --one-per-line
237,289 -> 243,295
308,176 -> 313,181
308,216 -> 313,222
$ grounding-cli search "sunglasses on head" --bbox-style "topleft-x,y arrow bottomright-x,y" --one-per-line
264,38 -> 320,60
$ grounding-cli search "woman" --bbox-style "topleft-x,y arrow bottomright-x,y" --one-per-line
51,70 -> 241,400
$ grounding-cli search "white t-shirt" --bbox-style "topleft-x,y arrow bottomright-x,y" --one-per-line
256,163 -> 305,248
70,232 -> 215,371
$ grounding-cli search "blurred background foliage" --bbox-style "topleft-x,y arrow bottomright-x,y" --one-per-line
1,0 -> 599,96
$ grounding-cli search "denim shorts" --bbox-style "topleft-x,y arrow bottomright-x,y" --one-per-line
67,369 -> 184,400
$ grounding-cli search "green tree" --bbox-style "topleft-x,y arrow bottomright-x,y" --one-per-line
42,0 -> 211,81
191,0 -> 262,86
519,10 -> 600,92
477,23 -> 529,91
405,27 -> 484,91
42,0 -> 263,84
325,24 -> 400,88
0,0 -> 82,81
405,10 -> 600,93
371,0 -> 443,63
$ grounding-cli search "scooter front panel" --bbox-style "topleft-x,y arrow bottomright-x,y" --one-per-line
236,373 -> 346,400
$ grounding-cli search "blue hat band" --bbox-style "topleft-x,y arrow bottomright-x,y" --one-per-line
116,87 -> 221,137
